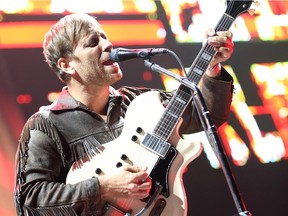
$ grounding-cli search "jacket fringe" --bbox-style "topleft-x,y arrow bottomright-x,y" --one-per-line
15,113 -> 67,216
70,136 -> 104,169
24,205 -> 78,216
22,113 -> 66,166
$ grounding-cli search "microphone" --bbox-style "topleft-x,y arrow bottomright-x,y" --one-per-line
109,48 -> 169,62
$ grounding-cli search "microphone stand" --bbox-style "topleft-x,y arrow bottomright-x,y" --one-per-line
144,60 -> 252,216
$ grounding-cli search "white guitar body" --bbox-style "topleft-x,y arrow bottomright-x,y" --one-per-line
66,91 -> 203,216
66,0 -> 254,214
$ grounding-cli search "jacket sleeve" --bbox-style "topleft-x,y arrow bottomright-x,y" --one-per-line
14,114 -> 102,216
118,67 -> 233,135
179,67 -> 234,134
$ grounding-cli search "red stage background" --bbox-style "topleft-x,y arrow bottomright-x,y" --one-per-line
1,0 -> 287,215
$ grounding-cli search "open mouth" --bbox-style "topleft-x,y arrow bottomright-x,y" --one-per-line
103,59 -> 115,66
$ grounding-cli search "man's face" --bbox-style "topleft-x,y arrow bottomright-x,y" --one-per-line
68,21 -> 122,87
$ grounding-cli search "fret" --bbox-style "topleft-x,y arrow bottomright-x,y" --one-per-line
153,90 -> 191,139
167,111 -> 179,119
67,3 -> 254,214
201,52 -> 212,61
151,13 -> 235,143
191,67 -> 203,76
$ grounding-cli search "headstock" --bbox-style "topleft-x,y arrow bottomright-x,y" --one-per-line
225,0 -> 259,18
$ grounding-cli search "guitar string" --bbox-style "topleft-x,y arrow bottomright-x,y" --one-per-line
116,13 -> 234,215
125,5 -> 242,213
147,0 -> 240,143
119,130 -> 161,212
154,14 -> 233,140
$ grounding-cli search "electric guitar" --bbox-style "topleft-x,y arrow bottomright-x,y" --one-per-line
66,1 -> 254,215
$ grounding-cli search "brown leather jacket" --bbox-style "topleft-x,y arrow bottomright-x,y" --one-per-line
14,70 -> 233,215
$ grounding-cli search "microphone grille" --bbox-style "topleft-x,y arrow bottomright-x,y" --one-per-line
109,49 -> 120,62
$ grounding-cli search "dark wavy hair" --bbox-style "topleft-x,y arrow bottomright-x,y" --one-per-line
43,13 -> 98,83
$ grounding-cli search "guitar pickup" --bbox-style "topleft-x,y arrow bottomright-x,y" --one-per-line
140,133 -> 171,158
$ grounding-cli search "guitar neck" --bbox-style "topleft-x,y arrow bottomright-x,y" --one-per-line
152,13 -> 235,141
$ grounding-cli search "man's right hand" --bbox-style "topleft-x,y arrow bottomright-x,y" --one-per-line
98,164 -> 152,200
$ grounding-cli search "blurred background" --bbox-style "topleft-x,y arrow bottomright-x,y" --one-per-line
0,0 -> 287,215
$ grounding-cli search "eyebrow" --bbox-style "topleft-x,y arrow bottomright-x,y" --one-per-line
81,28 -> 108,46
89,30 -> 107,39
82,33 -> 98,44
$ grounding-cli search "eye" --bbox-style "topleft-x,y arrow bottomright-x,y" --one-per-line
84,36 -> 99,47
88,38 -> 99,47
100,33 -> 107,40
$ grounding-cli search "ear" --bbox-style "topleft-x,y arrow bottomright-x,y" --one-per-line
57,57 -> 75,75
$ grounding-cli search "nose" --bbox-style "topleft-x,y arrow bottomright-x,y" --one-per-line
100,37 -> 113,52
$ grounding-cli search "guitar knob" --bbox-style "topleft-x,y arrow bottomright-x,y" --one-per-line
136,127 -> 143,133
116,162 -> 123,168
131,135 -> 138,142
121,154 -> 128,160
95,168 -> 102,174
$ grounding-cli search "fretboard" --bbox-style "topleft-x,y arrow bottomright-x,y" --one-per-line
152,13 -> 235,141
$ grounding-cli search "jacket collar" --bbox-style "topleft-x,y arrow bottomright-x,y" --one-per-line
50,86 -> 122,111
50,87 -> 80,111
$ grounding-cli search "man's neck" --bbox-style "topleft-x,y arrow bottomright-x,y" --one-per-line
67,85 -> 110,115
